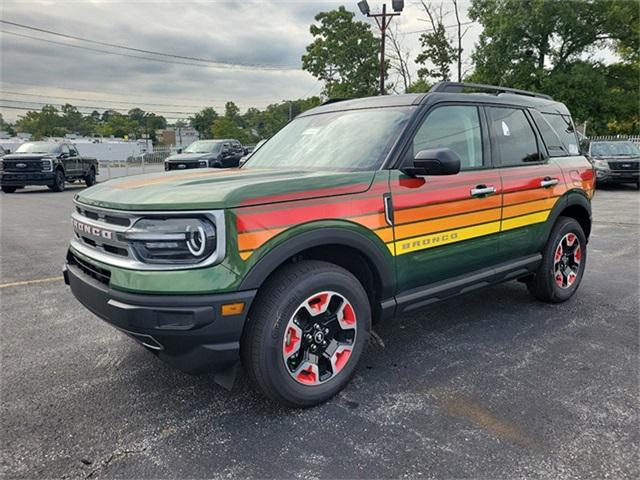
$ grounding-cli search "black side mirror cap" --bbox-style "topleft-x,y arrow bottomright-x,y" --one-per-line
402,148 -> 461,176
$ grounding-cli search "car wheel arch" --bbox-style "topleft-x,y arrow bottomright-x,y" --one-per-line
548,192 -> 592,240
238,226 -> 395,310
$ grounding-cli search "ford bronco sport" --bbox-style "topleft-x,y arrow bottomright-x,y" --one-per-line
64,82 -> 594,407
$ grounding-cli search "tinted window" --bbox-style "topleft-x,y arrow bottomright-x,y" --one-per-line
15,142 -> 61,154
412,105 -> 483,170
543,113 -> 579,155
68,145 -> 79,156
487,107 -> 540,165
60,144 -> 69,155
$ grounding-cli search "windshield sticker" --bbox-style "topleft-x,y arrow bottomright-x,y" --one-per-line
568,144 -> 579,154
501,121 -> 511,137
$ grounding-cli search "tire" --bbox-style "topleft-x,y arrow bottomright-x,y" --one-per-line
85,167 -> 96,187
527,216 -> 587,303
49,170 -> 65,192
240,260 -> 371,407
1,186 -> 16,193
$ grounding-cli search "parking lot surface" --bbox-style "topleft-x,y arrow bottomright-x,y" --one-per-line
1,183 -> 638,479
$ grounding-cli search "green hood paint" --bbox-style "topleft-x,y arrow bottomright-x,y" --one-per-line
76,168 -> 376,211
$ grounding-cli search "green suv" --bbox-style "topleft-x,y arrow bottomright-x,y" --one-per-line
64,82 -> 594,407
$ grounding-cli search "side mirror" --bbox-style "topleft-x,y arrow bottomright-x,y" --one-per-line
243,148 -> 249,155
176,148 -> 182,154
402,148 -> 461,176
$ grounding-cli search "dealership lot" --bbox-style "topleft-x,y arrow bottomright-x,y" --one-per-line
1,184 -> 638,479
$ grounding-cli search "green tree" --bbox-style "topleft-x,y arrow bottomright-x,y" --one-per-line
415,2 -> 457,82
0,113 -> 15,136
210,116 -> 251,144
190,107 -> 218,139
302,6 -> 381,98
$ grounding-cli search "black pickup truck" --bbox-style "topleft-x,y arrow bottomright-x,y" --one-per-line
0,141 -> 98,193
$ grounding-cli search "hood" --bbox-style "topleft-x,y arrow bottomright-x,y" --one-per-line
593,155 -> 640,162
165,153 -> 214,162
76,168 -> 376,211
2,153 -> 49,161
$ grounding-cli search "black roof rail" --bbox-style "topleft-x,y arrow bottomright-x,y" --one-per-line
321,97 -> 350,106
430,81 -> 553,100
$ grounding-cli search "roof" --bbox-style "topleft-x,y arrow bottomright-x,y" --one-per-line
301,82 -> 569,117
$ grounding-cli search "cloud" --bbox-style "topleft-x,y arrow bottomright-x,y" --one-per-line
0,0 -> 480,122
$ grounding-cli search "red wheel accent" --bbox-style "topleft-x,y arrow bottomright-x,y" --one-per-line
555,272 -> 564,287
574,246 -> 582,263
566,233 -> 576,246
554,244 -> 563,262
283,326 -> 300,356
331,346 -> 352,373
307,293 -> 330,315
567,272 -> 577,285
296,363 -> 319,385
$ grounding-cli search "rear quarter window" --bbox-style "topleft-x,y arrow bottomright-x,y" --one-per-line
541,113 -> 580,156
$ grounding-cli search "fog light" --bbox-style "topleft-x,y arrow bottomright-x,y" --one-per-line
221,302 -> 245,316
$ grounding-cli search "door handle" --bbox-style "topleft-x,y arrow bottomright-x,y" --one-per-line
540,177 -> 559,188
470,185 -> 496,198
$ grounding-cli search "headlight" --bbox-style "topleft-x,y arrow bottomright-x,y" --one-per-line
41,158 -> 53,171
592,159 -> 609,170
124,217 -> 217,265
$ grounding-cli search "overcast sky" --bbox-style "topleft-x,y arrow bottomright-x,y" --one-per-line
0,0 -> 482,123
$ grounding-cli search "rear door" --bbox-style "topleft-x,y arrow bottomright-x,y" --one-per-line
485,106 -> 564,260
390,104 -> 503,292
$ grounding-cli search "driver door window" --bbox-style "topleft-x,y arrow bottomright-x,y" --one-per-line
411,105 -> 484,170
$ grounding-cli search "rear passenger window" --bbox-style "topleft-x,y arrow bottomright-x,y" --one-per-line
412,105 -> 483,170
487,107 -> 540,165
542,113 -> 580,155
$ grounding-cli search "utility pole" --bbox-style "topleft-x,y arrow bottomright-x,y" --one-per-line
358,1 -> 404,95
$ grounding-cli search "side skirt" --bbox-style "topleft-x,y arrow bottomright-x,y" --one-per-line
392,254 -> 542,316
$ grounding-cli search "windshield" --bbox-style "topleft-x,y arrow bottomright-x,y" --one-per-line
243,107 -> 414,171
184,141 -> 221,154
591,141 -> 640,157
15,142 -> 61,154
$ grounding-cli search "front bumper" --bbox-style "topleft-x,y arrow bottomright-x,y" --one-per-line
64,259 -> 256,373
595,169 -> 640,184
0,171 -> 54,186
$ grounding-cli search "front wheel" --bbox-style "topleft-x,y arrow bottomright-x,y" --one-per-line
49,170 -> 65,192
527,216 -> 587,303
241,260 -> 371,407
84,168 -> 96,187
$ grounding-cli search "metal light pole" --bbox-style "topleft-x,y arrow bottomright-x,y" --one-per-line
358,1 -> 404,95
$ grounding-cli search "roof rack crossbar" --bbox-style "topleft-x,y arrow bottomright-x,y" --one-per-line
430,81 -> 553,100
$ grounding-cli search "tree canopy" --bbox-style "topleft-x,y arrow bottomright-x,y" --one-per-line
302,6 -> 381,98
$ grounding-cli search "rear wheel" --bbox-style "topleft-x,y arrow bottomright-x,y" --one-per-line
49,170 -> 65,192
85,167 -> 96,187
1,186 -> 16,193
527,216 -> 587,303
241,260 -> 371,407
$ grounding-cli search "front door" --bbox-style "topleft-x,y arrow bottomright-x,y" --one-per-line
390,104 -> 503,293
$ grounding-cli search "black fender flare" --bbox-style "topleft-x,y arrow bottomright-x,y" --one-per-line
238,227 -> 395,298
546,190 -> 592,238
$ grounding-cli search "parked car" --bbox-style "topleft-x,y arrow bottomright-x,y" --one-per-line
64,82 -> 594,407
0,141 -> 98,193
585,140 -> 640,189
164,139 -> 245,171
239,139 -> 267,166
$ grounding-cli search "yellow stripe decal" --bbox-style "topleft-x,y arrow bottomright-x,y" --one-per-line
501,210 -> 550,232
391,221 -> 501,256
239,251 -> 253,261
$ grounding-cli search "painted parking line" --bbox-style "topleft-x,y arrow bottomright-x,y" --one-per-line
0,276 -> 64,289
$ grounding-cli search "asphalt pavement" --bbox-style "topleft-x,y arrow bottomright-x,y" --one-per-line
1,181 -> 638,479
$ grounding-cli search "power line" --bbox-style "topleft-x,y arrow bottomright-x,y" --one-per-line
0,80 -> 280,105
0,19 -> 299,71
401,20 -> 476,35
0,90 -> 227,110
0,99 -> 200,116
1,30 -> 297,72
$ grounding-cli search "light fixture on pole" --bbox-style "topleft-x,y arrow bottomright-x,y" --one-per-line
357,1 -> 404,95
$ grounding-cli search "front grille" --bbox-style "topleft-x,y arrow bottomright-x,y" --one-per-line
608,161 -> 639,171
68,251 -> 111,285
72,204 -> 134,261
3,160 -> 43,172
